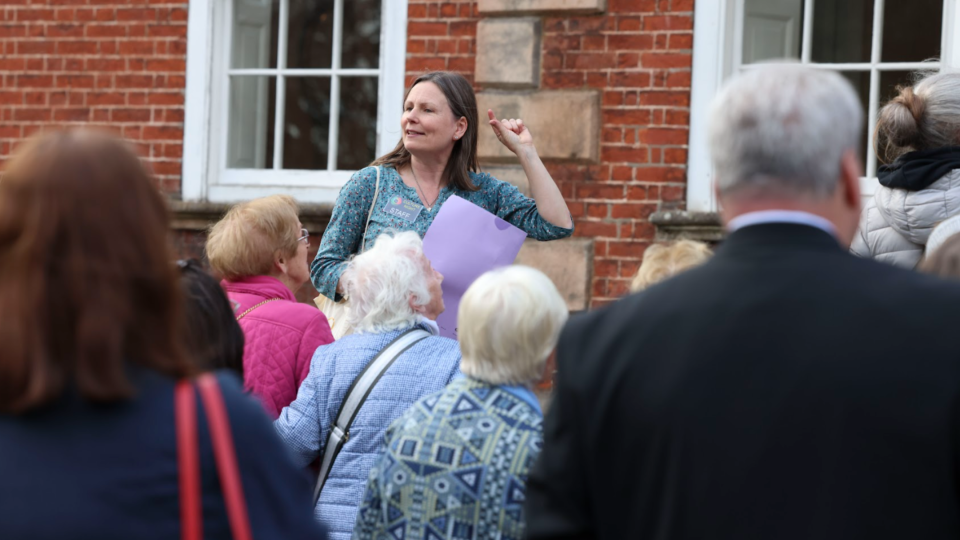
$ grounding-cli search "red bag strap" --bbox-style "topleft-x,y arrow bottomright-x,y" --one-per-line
175,380 -> 202,540
197,373 -> 254,540
176,374 -> 254,540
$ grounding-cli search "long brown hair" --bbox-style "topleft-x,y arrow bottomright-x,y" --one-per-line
0,130 -> 193,413
372,71 -> 480,192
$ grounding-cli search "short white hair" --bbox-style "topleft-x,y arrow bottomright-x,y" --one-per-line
709,62 -> 863,198
458,266 -> 568,385
342,231 -> 432,333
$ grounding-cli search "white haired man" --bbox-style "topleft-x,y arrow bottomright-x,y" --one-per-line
526,63 -> 960,540
275,231 -> 461,540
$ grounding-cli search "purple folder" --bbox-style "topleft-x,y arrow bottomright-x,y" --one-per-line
422,195 -> 527,340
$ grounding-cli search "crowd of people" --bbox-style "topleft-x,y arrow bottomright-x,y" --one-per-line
5,63 -> 960,539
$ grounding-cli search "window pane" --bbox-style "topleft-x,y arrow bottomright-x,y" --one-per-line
282,77 -> 331,169
838,71 -> 870,170
338,77 -> 379,170
231,0 -> 280,69
811,0 -> 873,63
741,0 -> 802,64
342,0 -> 381,69
881,0 -> 941,62
287,0 -> 334,69
227,76 -> 276,169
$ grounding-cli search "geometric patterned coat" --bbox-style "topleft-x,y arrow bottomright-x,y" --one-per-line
351,376 -> 544,540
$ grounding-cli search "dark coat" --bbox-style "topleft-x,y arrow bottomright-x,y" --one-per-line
527,223 -> 960,540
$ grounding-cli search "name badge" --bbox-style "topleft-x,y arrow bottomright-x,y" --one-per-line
383,196 -> 423,223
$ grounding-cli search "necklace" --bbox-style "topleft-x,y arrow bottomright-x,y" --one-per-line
410,165 -> 440,211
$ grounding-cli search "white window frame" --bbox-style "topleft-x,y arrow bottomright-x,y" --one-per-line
182,0 -> 407,203
686,0 -> 960,212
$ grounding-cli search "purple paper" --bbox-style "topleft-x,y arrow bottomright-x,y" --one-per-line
422,195 -> 527,340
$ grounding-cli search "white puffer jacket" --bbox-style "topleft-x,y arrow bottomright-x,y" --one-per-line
851,169 -> 960,268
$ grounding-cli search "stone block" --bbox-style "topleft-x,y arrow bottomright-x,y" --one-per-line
478,0 -> 605,15
476,18 -> 540,88
478,90 -> 600,162
515,237 -> 593,311
483,164 -> 530,195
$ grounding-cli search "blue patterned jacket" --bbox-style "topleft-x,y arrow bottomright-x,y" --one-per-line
351,377 -> 544,540
275,321 -> 462,540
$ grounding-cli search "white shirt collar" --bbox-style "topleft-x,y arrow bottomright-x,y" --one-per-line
417,316 -> 441,336
726,210 -> 838,238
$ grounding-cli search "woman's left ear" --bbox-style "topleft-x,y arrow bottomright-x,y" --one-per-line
274,252 -> 289,275
455,116 -> 467,140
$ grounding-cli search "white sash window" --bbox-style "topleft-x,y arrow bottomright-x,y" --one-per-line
687,0 -> 960,211
182,0 -> 408,203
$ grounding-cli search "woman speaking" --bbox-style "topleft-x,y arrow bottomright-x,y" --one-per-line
311,71 -> 573,305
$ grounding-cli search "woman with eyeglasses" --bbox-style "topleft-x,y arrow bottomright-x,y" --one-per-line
206,195 -> 334,418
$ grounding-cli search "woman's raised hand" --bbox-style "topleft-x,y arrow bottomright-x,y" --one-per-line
488,109 -> 534,155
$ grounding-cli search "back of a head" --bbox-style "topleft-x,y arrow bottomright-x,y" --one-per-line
342,230 -> 431,333
876,71 -> 960,163
458,266 -> 568,386
178,259 -> 245,377
920,217 -> 960,279
710,63 -> 863,199
631,240 -> 713,293
0,130 -> 191,413
206,195 -> 300,280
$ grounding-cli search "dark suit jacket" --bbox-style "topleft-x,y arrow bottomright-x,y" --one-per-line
526,223 -> 960,540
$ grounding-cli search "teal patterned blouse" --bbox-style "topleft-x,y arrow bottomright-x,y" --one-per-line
311,165 -> 574,299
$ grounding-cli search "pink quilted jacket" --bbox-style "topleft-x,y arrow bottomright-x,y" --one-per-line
223,276 -> 334,418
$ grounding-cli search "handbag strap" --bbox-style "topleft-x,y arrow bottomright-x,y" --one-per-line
313,327 -> 431,503
176,381 -> 202,540
235,297 -> 283,321
360,165 -> 382,253
176,374 -> 254,540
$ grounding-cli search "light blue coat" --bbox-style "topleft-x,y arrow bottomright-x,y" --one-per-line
275,321 -> 462,540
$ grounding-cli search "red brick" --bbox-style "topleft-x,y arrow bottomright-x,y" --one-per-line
577,221 -> 620,239
87,58 -> 126,72
142,126 -> 183,141
609,34 -> 654,51
119,41 -> 154,55
408,4 -> 427,18
57,75 -> 95,88
610,203 -> 657,219
147,25 -> 187,38
582,35 -> 605,51
610,72 -> 651,88
668,33 -> 694,49
642,15 -> 693,31
663,148 -> 687,163
576,184 -> 625,200
146,59 -> 186,72
14,108 -> 51,121
568,16 -> 609,34
111,108 -> 151,122
586,203 -> 609,218
53,108 -> 91,121
47,23 -> 84,38
639,127 -> 687,145
116,74 -> 154,88
607,240 -> 646,258
639,90 -> 689,106
18,41 -> 55,55
640,52 -> 692,69
16,9 -> 54,22
407,57 -> 446,72
0,92 -> 23,105
16,75 -> 54,88
449,21 -> 476,36
408,22 -> 448,36
117,8 -> 156,21
604,109 -> 652,126
87,24 -> 127,38
664,109 -> 689,125
567,53 -> 618,70
543,72 -> 584,89
57,40 -> 98,55
603,145 -> 648,163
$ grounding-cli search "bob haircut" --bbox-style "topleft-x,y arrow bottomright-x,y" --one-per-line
341,230 -> 433,333
206,194 -> 301,280
0,130 -> 192,413
178,259 -> 245,377
372,71 -> 480,192
631,240 -> 712,293
459,266 -> 568,385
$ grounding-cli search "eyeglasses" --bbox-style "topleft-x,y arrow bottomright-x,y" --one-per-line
297,228 -> 309,245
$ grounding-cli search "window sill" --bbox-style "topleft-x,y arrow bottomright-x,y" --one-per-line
168,200 -> 334,233
650,211 -> 724,243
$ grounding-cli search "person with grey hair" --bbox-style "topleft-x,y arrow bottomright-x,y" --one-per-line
852,71 -> 960,268
527,62 -> 960,540
352,266 -> 567,540
275,231 -> 461,540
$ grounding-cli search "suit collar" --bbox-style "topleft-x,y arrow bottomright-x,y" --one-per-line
716,222 -> 845,259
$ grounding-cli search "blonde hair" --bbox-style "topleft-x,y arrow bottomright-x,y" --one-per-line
630,240 -> 712,292
342,231 -> 432,333
205,195 -> 300,280
458,266 -> 568,385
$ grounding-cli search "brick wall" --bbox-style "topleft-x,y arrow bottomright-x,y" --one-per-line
403,0 -> 694,308
406,0 -> 479,85
0,1 -> 188,194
